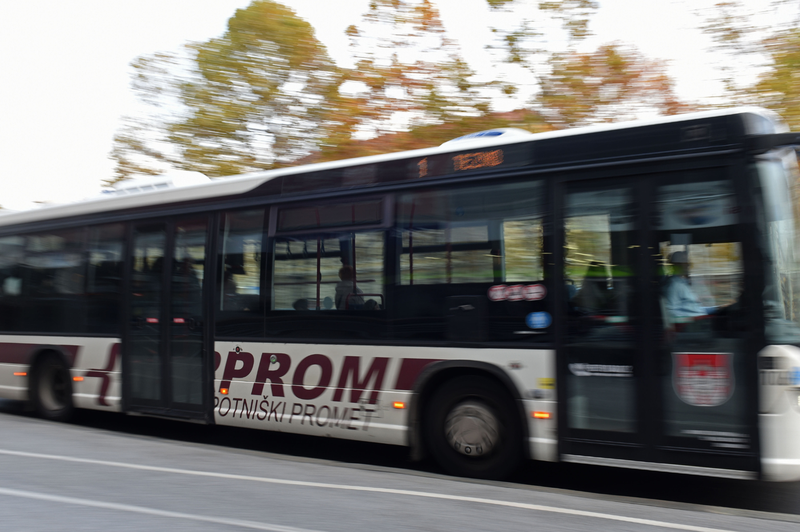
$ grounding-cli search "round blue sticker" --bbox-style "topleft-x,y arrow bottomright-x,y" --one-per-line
526,311 -> 552,329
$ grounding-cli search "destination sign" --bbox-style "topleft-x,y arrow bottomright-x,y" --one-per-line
277,142 -> 533,196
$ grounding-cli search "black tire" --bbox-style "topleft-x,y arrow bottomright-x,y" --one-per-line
30,352 -> 74,422
424,375 -> 521,480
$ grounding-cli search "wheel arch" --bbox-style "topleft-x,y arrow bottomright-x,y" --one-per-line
29,345 -> 77,375
407,360 -> 530,462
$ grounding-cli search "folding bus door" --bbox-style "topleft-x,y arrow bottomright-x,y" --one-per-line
558,178 -> 646,462
558,170 -> 758,478
646,169 -> 758,476
125,217 -> 210,420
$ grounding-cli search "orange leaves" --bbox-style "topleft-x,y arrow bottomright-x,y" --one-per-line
539,44 -> 691,127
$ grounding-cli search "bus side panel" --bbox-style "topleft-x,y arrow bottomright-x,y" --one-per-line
523,347 -> 558,462
70,338 -> 122,412
759,345 -> 800,481
213,341 -> 556,452
0,335 -> 122,412
0,340 -> 29,400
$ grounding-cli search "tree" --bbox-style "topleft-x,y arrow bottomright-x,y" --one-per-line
538,44 -> 689,127
700,0 -> 800,126
482,0 -> 688,125
482,0 -> 598,100
111,0 -> 341,182
330,1 -> 489,143
752,28 -> 800,129
112,0 -> 690,183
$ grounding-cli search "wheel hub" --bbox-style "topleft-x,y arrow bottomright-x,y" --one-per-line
444,401 -> 500,457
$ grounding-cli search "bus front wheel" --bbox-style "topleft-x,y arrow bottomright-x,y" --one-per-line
424,375 -> 521,480
30,352 -> 74,422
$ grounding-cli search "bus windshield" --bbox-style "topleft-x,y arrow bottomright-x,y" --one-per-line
757,148 -> 800,344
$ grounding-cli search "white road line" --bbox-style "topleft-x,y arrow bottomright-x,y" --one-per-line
0,448 -> 736,532
0,487 -> 322,532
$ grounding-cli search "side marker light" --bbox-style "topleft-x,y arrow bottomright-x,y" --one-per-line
13,372 -> 27,377
532,411 -> 551,419
220,388 -> 229,395
393,402 -> 406,409
73,376 -> 84,382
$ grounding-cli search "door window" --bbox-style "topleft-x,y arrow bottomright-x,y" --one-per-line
216,209 -> 265,337
170,219 -> 206,406
130,226 -> 166,402
653,176 -> 749,447
564,185 -> 637,433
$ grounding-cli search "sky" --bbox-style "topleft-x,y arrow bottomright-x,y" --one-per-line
0,0 -> 775,211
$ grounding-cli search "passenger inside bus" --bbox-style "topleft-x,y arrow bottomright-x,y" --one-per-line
335,265 -> 364,310
664,251 -> 715,318
574,261 -> 609,312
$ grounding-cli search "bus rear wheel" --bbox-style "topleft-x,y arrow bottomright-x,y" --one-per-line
31,352 -> 74,422
425,375 -> 521,480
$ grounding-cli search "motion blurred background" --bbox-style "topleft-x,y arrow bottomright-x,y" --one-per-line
1,0 -> 798,209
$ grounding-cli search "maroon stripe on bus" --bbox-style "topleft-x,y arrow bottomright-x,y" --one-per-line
0,343 -> 80,366
393,358 -> 440,390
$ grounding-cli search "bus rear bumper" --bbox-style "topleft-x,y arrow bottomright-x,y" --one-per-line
760,412 -> 800,481
759,345 -> 800,482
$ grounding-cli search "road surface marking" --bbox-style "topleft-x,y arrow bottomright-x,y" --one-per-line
0,487 -> 322,532
0,448 -> 737,532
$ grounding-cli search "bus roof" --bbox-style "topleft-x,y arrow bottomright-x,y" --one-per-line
0,107 -> 785,230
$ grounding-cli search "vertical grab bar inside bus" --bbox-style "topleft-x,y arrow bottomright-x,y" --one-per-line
315,207 -> 321,310
409,201 -> 416,285
351,204 -> 358,292
220,213 -> 230,309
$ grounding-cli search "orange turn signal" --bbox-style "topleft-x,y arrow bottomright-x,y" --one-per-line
13,372 -> 27,377
393,401 -> 406,409
220,388 -> 229,395
532,411 -> 551,419
73,376 -> 84,382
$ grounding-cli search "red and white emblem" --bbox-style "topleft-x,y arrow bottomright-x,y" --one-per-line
488,283 -> 548,302
524,284 -> 547,301
506,285 -> 525,301
487,285 -> 506,301
673,352 -> 734,407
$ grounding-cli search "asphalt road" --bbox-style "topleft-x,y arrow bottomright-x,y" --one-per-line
1,399 -> 799,531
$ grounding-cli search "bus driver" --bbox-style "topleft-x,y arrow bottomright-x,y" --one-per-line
664,251 -> 715,318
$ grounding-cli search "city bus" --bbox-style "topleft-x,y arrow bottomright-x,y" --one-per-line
1,107 -> 800,481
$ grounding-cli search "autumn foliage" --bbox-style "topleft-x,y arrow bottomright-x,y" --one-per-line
112,0 -> 751,184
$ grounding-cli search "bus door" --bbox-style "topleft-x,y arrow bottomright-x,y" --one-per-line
559,179 -> 645,460
559,171 -> 757,477
645,170 -> 757,475
125,218 -> 210,420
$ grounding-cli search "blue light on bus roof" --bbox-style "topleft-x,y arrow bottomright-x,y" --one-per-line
459,131 -> 504,139
441,128 -> 533,145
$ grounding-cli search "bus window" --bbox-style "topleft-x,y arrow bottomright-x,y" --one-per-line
503,219 -> 544,283
0,236 -> 26,331
21,228 -> 87,333
268,230 -> 385,339
272,231 -> 384,312
86,224 -> 124,334
395,179 -> 548,343
757,150 -> 800,344
216,208 -> 265,337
